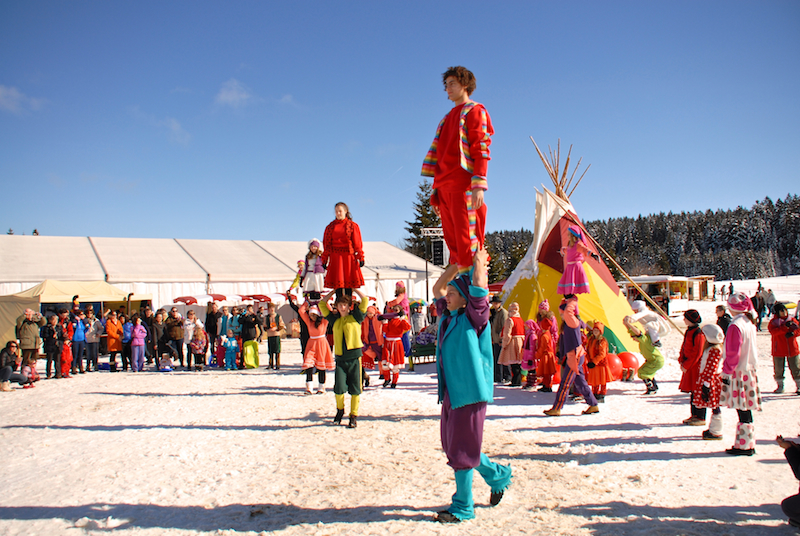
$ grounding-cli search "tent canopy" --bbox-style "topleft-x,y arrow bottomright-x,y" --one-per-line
502,188 -> 637,354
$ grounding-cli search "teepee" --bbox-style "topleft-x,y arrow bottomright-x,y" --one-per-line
500,139 -> 638,353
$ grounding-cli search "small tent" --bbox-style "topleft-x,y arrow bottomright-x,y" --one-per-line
501,185 -> 637,353
0,280 -> 151,346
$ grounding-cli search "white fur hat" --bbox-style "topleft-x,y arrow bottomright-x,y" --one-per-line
631,300 -> 647,313
701,323 -> 724,344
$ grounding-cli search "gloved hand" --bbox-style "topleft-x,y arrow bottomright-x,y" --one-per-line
359,260 -> 365,268
701,384 -> 710,402
322,263 -> 327,270
721,376 -> 730,386
587,361 -> 596,369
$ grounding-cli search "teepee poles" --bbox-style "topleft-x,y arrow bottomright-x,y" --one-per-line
529,136 -> 591,202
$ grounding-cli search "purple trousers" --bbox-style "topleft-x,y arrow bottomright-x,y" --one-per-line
441,392 -> 486,471
552,362 -> 597,409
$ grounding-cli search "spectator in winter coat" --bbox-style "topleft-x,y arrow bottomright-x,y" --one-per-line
490,297 -> 508,383
205,303 -> 222,353
41,314 -> 63,379
716,305 -> 733,335
165,308 -> 185,367
84,311 -> 104,372
0,341 -> 31,390
768,303 -> 800,394
16,309 -> 45,364
679,310 -> 706,426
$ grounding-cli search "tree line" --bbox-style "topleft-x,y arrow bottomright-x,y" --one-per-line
405,183 -> 799,283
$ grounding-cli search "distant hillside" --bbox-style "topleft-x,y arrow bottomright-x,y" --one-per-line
485,194 -> 800,283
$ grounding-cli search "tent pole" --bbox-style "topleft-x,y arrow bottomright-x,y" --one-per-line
560,211 -> 685,335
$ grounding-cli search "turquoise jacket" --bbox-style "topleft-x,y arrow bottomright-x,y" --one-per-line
436,285 -> 494,409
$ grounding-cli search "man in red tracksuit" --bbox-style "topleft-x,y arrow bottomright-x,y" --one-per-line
422,66 -> 493,273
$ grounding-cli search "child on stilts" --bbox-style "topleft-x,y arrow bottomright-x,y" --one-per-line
431,248 -> 512,523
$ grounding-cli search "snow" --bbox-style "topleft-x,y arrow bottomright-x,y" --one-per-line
2,280 -> 800,535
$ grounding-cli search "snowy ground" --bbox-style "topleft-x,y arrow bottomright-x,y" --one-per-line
2,295 -> 800,535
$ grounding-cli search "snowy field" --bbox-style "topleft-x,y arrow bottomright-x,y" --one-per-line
2,285 -> 800,535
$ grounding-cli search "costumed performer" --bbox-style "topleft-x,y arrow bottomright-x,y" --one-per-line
298,301 -> 334,395
544,296 -> 599,416
361,305 -> 383,388
520,320 -> 538,390
695,323 -> 725,440
497,302 -> 524,386
623,314 -> 665,394
720,292 -> 762,456
321,202 -> 365,299
431,247 -> 512,524
585,321 -> 612,403
302,238 -> 326,302
629,300 -> 669,347
557,225 -> 598,297
378,306 -> 411,389
421,66 -> 492,274
320,288 -> 368,428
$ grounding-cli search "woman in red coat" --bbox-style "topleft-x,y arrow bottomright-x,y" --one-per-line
321,202 -> 365,295
679,310 -> 706,426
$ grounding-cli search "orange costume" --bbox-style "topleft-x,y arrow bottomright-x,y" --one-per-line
585,330 -> 612,397
536,318 -> 559,389
298,303 -> 334,372
105,318 -> 122,353
360,310 -> 383,370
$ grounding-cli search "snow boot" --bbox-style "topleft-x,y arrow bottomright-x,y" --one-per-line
347,415 -> 357,428
704,413 -> 723,440
726,422 -> 755,456
774,380 -> 784,394
304,381 -> 314,395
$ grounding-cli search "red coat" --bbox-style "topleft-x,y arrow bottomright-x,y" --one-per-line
678,326 -> 705,393
321,218 -> 364,289
768,317 -> 800,357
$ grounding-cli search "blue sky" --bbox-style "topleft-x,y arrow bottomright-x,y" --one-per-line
1,1 -> 798,246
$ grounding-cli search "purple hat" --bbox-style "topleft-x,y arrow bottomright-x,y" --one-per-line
447,273 -> 471,301
308,238 -> 321,249
728,292 -> 754,313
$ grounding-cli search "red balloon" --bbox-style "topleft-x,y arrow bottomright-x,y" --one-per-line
617,351 -> 640,373
606,353 -> 623,381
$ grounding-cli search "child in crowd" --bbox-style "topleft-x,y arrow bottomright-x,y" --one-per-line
130,316 -> 148,372
767,303 -> 800,394
321,202 -> 365,299
624,314 -> 665,394
557,225 -> 597,297
379,305 -> 411,388
431,248 -> 511,523
42,314 -> 62,379
386,282 -> 412,362
695,324 -> 725,440
222,329 -> 239,371
536,316 -> 558,392
544,296 -> 599,416
585,321 -> 612,402
629,300 -> 669,347
498,302 -> 525,386
298,301 -> 334,394
265,302 -> 285,370
411,303 -> 429,337
361,305 -> 383,388
521,320 -> 538,390
59,311 -> 73,378
20,354 -> 40,388
320,288 -> 368,428
679,310 -> 706,425
189,327 -> 208,372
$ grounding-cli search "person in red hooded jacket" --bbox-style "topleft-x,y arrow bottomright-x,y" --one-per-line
768,303 -> 800,394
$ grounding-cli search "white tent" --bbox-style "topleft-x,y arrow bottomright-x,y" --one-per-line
0,235 -> 442,310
